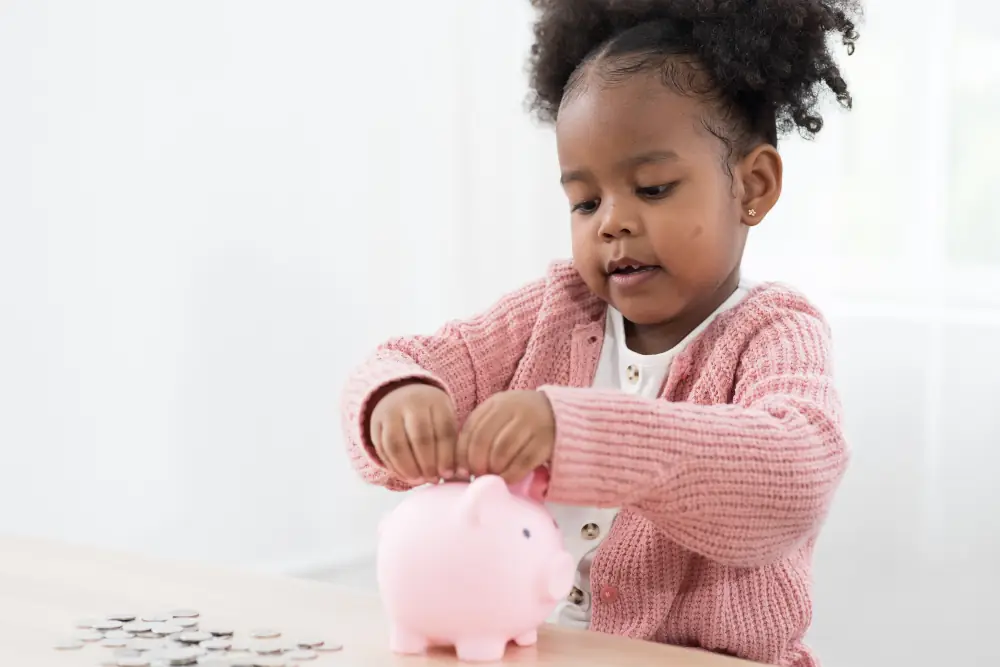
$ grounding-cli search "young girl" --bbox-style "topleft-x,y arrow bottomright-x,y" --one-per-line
342,1 -> 860,665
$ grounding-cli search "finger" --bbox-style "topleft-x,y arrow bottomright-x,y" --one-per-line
467,407 -> 506,477
371,419 -> 387,465
403,411 -> 438,482
380,419 -> 422,482
499,444 -> 543,486
454,408 -> 480,480
431,404 -> 458,479
488,423 -> 531,477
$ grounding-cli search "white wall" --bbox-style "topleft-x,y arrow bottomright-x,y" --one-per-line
2,1 -> 998,665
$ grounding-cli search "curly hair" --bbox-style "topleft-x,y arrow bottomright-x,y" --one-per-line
526,0 -> 861,151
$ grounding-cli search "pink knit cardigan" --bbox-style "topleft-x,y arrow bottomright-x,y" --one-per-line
341,261 -> 848,667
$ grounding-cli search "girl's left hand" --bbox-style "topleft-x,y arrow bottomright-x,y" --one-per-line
455,390 -> 555,485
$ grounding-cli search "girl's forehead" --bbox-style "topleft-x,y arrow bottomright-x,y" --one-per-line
555,75 -> 708,159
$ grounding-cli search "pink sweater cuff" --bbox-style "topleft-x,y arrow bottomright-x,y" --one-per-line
537,383 -> 848,566
540,384 -> 668,507
342,352 -> 449,473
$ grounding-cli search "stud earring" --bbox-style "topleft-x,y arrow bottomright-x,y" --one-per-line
747,208 -> 757,217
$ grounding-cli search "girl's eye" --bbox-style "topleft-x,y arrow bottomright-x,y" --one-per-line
571,199 -> 600,214
637,183 -> 678,199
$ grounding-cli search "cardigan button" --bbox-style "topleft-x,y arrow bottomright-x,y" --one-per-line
598,585 -> 619,603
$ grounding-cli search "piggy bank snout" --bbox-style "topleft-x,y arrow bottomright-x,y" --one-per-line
542,551 -> 577,603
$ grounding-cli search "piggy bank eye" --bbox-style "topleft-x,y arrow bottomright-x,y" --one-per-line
522,528 -> 531,539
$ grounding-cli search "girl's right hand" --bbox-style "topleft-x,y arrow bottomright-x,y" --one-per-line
368,382 -> 459,484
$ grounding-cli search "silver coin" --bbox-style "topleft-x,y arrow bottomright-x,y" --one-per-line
137,631 -> 165,638
226,653 -> 256,667
205,627 -> 234,637
171,608 -> 200,618
294,639 -> 323,649
201,639 -> 232,651
102,637 -> 131,648
197,659 -> 230,667
179,631 -> 213,643
313,642 -> 342,652
142,613 -> 171,623
253,642 -> 283,655
100,658 -> 122,667
109,612 -> 138,622
115,648 -> 142,657
96,620 -> 126,631
124,621 -> 153,633
76,629 -> 105,641
164,647 -> 201,665
252,658 -> 288,667
129,638 -> 168,651
150,623 -> 184,635
250,629 -> 281,639
286,650 -> 317,661
53,639 -> 84,650
173,617 -> 199,628
228,640 -> 251,652
118,658 -> 151,667
154,651 -> 184,665
106,629 -> 136,639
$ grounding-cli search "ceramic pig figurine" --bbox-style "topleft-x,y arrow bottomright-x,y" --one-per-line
376,471 -> 575,662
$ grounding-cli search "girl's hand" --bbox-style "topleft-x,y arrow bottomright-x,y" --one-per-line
455,390 -> 555,485
368,382 -> 459,483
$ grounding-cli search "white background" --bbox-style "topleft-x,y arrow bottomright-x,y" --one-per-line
2,1 -> 998,665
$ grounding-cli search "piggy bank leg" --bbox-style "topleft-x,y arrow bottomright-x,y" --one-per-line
513,630 -> 538,647
454,638 -> 508,662
389,624 -> 429,655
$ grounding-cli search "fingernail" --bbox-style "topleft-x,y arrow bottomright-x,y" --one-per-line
457,467 -> 469,478
441,468 -> 454,479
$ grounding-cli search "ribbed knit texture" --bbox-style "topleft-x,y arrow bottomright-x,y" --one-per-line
341,260 -> 848,667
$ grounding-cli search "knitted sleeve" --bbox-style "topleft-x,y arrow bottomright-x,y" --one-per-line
539,293 -> 848,568
340,277 -> 548,490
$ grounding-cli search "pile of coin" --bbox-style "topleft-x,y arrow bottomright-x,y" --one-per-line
55,609 -> 342,666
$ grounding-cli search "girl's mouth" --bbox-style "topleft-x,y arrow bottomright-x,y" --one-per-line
608,265 -> 661,287
611,265 -> 657,275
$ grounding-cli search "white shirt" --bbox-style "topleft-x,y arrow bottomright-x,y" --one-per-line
546,283 -> 751,628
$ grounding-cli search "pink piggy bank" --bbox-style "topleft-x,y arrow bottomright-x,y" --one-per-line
376,472 -> 575,662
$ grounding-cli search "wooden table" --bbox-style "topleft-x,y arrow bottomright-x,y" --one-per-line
0,536 -> 759,666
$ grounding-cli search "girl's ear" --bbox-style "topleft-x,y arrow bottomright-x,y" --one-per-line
737,143 -> 782,226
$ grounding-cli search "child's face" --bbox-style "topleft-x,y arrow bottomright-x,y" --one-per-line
556,70 -> 753,328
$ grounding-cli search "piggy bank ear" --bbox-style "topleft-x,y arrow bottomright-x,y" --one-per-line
457,475 -> 510,526
508,467 -> 549,504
